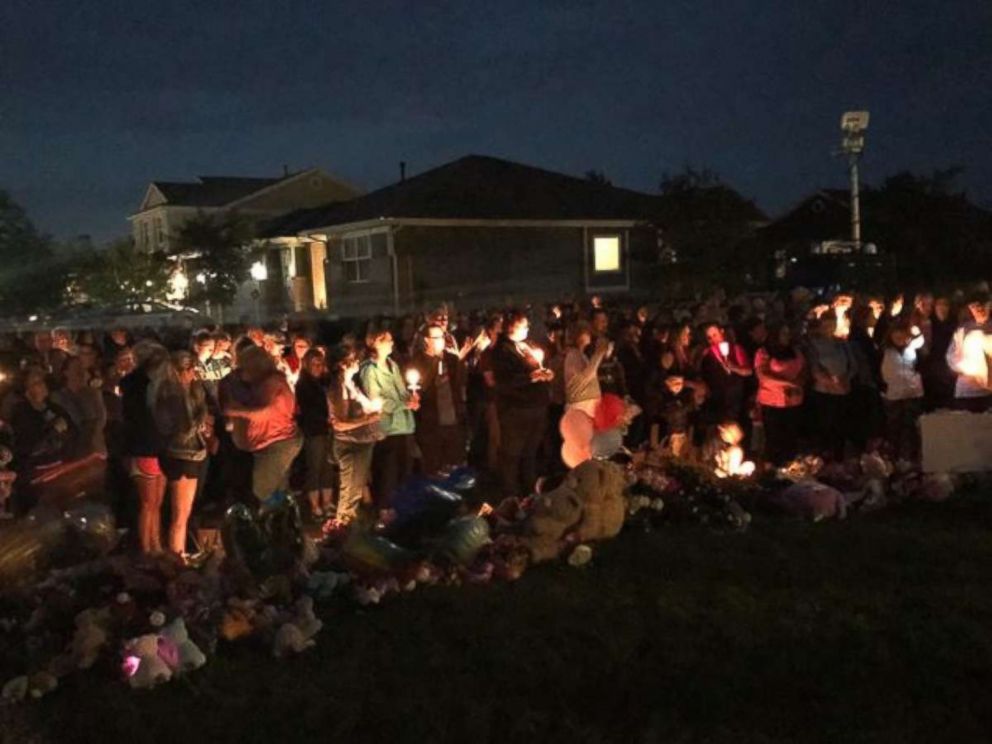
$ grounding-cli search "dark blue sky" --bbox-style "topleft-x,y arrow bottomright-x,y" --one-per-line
2,0 -> 990,242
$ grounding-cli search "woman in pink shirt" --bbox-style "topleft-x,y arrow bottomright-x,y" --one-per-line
224,346 -> 303,502
754,323 -> 806,465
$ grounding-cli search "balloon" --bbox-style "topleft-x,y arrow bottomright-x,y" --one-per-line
340,530 -> 414,575
433,517 -> 490,566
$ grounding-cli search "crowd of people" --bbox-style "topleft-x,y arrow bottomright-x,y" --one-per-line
1,283 -> 990,560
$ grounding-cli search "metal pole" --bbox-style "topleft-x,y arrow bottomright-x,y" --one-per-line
849,153 -> 861,247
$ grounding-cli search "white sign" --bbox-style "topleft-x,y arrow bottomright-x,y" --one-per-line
921,411 -> 992,473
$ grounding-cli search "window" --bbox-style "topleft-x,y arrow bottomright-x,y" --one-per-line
140,222 -> 150,249
593,235 -> 621,273
154,217 -> 165,247
342,234 -> 372,283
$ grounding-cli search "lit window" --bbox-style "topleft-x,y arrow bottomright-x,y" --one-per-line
593,236 -> 621,273
342,235 -> 372,283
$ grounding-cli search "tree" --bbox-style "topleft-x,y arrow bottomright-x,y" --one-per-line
656,166 -> 766,291
172,212 -> 259,309
0,189 -> 69,313
584,170 -> 612,186
69,238 -> 173,306
864,167 -> 992,286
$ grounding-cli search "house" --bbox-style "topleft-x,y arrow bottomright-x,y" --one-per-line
129,169 -> 360,254
260,155 -> 667,317
751,190 -> 890,288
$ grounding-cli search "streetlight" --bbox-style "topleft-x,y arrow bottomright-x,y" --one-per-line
839,110 -> 869,248
250,260 -> 268,322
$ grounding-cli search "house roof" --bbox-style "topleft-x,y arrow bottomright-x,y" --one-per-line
148,175 -> 287,209
262,155 -> 665,236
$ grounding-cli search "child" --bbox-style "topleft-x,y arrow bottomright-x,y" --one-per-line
648,375 -> 696,457
703,421 -> 755,478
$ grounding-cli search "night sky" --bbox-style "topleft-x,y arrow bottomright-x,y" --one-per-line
2,0 -> 990,243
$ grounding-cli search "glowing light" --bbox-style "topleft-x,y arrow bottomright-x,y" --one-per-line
961,330 -> 988,379
250,261 -> 268,281
195,273 -> 207,285
593,237 -> 620,272
530,346 -> 545,369
168,269 -> 189,300
367,397 -> 384,413
834,304 -> 851,338
718,341 -> 730,358
405,368 -> 421,392
122,655 -> 141,678
28,315 -> 38,322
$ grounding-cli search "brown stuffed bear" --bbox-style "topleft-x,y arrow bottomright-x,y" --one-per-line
572,459 -> 626,544
521,459 -> 626,563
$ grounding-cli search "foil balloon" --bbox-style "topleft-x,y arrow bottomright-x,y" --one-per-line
433,516 -> 491,566
0,503 -> 117,592
340,529 -> 414,576
386,483 -> 463,549
220,503 -> 267,577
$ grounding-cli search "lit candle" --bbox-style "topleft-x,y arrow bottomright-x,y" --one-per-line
530,346 -> 545,370
718,341 -> 730,358
405,368 -> 421,393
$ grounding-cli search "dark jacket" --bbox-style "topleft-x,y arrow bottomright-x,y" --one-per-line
120,368 -> 163,458
152,379 -> 209,462
491,335 -> 550,410
411,350 -> 466,430
10,399 -> 76,472
295,372 -> 330,438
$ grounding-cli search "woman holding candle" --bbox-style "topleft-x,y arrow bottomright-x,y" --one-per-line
697,323 -> 752,430
359,330 -> 419,507
410,323 -> 467,475
491,310 -> 554,498
754,323 -> 806,465
945,291 -> 992,412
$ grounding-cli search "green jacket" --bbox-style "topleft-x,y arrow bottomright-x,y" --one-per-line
358,357 -> 416,437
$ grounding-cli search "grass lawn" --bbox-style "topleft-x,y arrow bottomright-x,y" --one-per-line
5,494 -> 992,744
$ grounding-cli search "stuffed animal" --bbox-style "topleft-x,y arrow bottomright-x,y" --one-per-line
159,618 -> 206,674
571,459 -> 626,544
520,477 -> 584,562
520,459 -> 626,562
70,608 -> 110,669
273,596 -> 322,657
770,481 -> 847,521
123,634 -> 173,689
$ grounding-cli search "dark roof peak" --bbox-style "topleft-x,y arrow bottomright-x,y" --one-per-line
262,154 -> 663,235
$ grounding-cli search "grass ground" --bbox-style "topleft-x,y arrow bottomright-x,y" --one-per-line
5,493 -> 992,744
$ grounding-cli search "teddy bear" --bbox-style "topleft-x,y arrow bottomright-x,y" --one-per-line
70,607 -> 110,670
159,618 -> 206,674
571,459 -> 626,544
123,634 -> 173,689
273,596 -> 323,657
520,459 -> 626,563
520,476 -> 584,562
